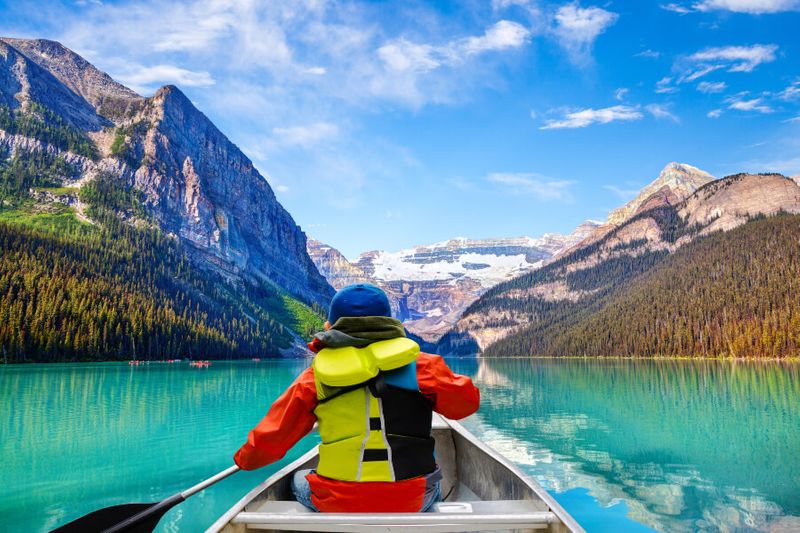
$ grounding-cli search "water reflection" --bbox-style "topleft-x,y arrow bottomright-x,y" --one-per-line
2,358 -> 799,533
449,358 -> 800,533
0,360 -> 314,532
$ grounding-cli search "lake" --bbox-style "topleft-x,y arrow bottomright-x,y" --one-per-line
1,358 -> 798,532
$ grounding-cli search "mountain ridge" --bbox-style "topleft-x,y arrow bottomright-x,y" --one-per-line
439,170 -> 800,356
0,37 -> 333,360
0,37 -> 333,309
308,222 -> 600,340
559,162 -> 715,258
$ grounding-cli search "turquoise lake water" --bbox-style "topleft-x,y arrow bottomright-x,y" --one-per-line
2,358 -> 798,532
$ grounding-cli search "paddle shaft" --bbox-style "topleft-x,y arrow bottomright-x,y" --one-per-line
103,465 -> 240,533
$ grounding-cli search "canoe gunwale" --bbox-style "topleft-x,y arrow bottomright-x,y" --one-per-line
207,416 -> 584,533
207,447 -> 319,533
444,418 -> 583,533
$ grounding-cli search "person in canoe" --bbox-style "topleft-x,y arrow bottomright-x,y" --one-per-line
233,283 -> 480,513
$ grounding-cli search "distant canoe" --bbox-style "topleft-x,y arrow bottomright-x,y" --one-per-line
208,414 -> 584,533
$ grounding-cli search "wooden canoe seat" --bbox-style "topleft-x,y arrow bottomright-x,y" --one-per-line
234,499 -> 557,531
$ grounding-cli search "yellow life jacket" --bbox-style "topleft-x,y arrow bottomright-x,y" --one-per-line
312,338 -> 436,482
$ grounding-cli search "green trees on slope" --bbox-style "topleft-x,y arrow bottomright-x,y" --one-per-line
0,103 -> 97,159
0,148 -> 76,202
484,214 -> 800,359
0,175 -> 323,362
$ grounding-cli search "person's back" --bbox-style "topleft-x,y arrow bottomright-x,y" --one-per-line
234,284 -> 480,512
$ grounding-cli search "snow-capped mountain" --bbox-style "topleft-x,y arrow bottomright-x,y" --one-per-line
308,223 -> 600,340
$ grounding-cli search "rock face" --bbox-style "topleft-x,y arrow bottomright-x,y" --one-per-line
444,169 -> 800,354
608,163 -> 714,225
0,38 -> 333,308
565,162 -> 715,256
309,226 -> 600,341
307,238 -> 374,289
681,173 -> 800,233
1,37 -> 142,121
0,39 -> 108,130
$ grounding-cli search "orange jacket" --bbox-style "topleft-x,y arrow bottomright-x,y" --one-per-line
233,352 -> 480,511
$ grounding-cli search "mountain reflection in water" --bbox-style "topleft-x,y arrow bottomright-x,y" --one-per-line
1,358 -> 798,532
447,357 -> 800,533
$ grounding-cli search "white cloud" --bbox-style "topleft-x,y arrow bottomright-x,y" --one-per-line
635,49 -> 661,59
492,0 -> 533,9
378,40 -> 440,73
614,88 -> 629,101
693,0 -> 800,13
697,81 -> 728,93
708,109 -> 723,118
488,173 -> 574,202
113,64 -> 214,93
461,20 -> 532,55
779,81 -> 800,100
660,0 -> 800,13
684,44 -> 778,78
50,0 -> 540,115
274,184 -> 290,193
646,103 -> 680,122
540,105 -> 643,129
603,184 -> 641,199
378,20 -> 530,73
656,77 -> 678,94
661,3 -> 693,13
682,64 -> 724,82
373,20 -> 531,107
271,122 -> 339,148
552,3 -> 618,64
784,115 -> 800,123
727,97 -> 774,113
303,66 -> 327,75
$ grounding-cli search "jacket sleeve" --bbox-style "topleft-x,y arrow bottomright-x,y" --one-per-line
233,367 -> 319,470
416,353 -> 480,420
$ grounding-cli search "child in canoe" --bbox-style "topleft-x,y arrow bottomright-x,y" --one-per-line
234,283 -> 480,512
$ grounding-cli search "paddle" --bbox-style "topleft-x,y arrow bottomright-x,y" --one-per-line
51,465 -> 240,533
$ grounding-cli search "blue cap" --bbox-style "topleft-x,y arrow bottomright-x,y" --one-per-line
328,284 -> 392,324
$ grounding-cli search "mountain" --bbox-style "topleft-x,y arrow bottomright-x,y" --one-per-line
485,212 -> 800,359
562,162 -> 715,256
308,223 -> 600,340
439,171 -> 800,357
0,38 -> 332,361
1,37 -> 142,121
306,238 -> 374,289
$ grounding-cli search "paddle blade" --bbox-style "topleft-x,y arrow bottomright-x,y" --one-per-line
50,502 -> 166,533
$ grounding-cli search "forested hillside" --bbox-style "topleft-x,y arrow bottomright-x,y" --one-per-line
484,213 -> 800,359
0,37 -> 339,362
0,173 -> 323,363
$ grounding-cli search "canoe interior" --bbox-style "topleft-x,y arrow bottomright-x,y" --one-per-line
209,416 -> 583,533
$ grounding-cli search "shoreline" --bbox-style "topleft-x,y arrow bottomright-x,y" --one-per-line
2,354 -> 799,365
484,355 -> 800,363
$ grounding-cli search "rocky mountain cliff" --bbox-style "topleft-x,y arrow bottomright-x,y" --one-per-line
308,223 -> 600,340
0,38 -> 332,309
483,212 -> 800,359
439,168 -> 800,355
561,162 -> 715,257
307,238 -> 374,289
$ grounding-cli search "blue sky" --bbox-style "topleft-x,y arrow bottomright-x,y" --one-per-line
1,0 -> 799,257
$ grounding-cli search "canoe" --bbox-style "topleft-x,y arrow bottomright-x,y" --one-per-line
208,414 -> 585,533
